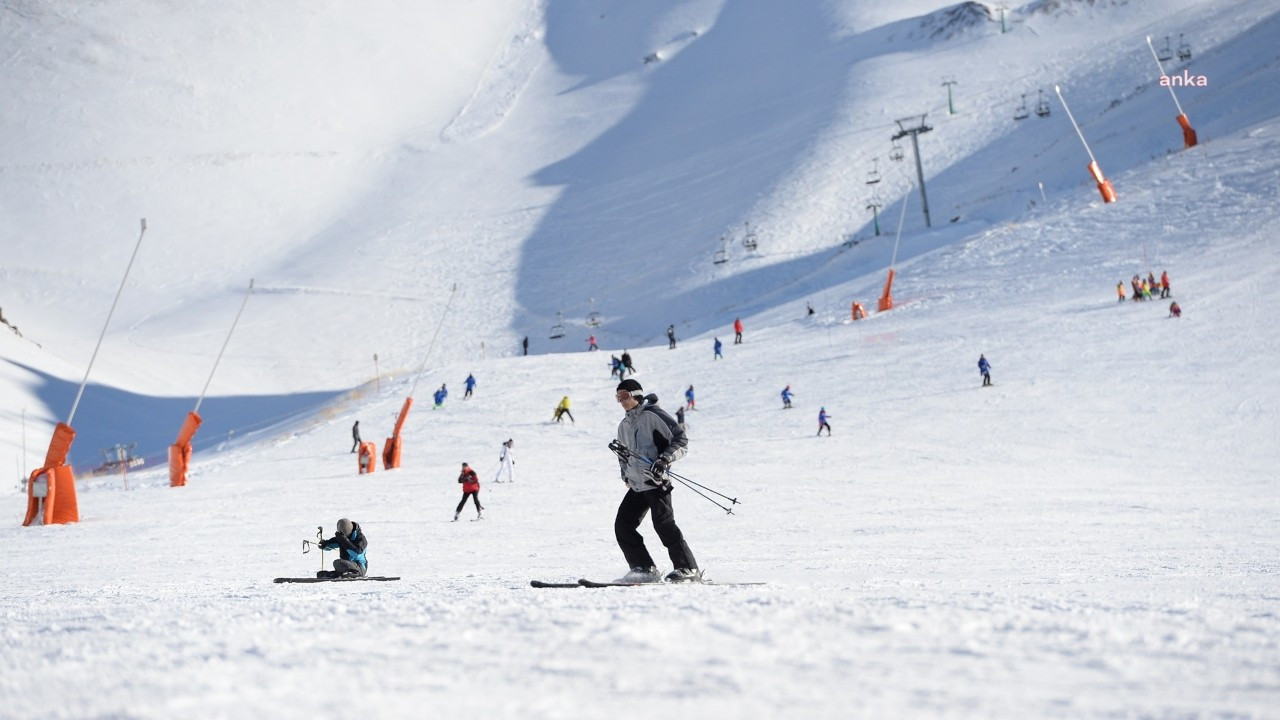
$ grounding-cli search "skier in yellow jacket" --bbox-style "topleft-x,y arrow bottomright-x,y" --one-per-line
553,396 -> 575,424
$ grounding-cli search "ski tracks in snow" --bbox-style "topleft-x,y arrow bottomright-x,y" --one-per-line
440,0 -> 547,144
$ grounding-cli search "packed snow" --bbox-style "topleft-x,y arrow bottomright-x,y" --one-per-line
2,1 -> 1278,718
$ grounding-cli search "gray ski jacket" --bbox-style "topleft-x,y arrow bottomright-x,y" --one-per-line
616,395 -> 688,492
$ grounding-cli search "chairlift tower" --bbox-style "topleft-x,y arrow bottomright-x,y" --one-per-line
942,77 -> 958,115
866,198 -> 883,236
891,114 -> 934,228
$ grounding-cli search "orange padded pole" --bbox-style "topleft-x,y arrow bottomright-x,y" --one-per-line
24,423 -> 79,526
877,269 -> 896,312
1087,161 -> 1118,203
1176,114 -> 1198,149
169,411 -> 203,487
384,396 -> 413,470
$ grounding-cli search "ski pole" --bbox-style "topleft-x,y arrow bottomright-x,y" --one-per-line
316,526 -> 324,572
608,441 -> 740,512
664,469 -> 740,506
668,476 -> 736,514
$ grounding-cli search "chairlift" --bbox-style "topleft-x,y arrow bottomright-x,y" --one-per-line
1177,33 -> 1191,61
865,157 -> 882,185
713,236 -> 729,265
889,140 -> 905,162
548,311 -> 566,339
741,222 -> 758,251
1157,35 -> 1174,62
1013,93 -> 1030,121
585,298 -> 602,328
1034,89 -> 1051,118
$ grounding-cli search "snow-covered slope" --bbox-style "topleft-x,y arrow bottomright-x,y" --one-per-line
2,1 -> 1278,717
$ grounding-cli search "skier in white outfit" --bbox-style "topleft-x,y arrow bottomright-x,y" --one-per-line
494,439 -> 516,483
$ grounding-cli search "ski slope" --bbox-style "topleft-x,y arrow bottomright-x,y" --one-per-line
2,1 -> 1279,718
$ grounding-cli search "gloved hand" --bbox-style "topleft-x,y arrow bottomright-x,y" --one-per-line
649,457 -> 669,481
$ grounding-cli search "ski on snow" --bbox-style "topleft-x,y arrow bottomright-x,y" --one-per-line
274,576 -> 401,583
529,578 -> 766,588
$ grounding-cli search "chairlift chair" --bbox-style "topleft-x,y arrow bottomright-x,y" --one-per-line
741,222 -> 758,251
713,236 -> 729,265
1013,94 -> 1030,121
889,141 -> 905,162
866,157 -> 882,185
1034,89 -> 1051,118
1157,35 -> 1174,62
1177,33 -> 1191,61
548,311 -> 566,339
585,298 -> 602,328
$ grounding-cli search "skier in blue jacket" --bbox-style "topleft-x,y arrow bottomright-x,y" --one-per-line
317,518 -> 368,578
714,337 -> 723,360
781,385 -> 794,409
978,355 -> 992,387
464,374 -> 477,399
817,407 -> 832,436
433,384 -> 449,408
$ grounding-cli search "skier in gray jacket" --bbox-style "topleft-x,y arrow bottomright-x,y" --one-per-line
611,379 -> 700,583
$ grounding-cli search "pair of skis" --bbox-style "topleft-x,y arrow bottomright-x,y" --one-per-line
531,578 -> 764,588
274,576 -> 400,583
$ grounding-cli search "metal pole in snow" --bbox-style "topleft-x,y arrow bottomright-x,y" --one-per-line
68,218 -> 148,426
408,283 -> 458,399
194,279 -> 254,415
374,354 -> 380,394
891,185 -> 910,268
1054,85 -> 1099,165
1145,36 -> 1187,116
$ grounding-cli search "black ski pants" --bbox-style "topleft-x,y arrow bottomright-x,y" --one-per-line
320,558 -> 366,578
456,490 -> 483,514
615,487 -> 696,571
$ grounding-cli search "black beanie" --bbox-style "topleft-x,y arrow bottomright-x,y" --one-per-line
616,379 -> 643,396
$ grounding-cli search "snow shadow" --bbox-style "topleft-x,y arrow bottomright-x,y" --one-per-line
519,1 -> 856,341
9,361 -> 344,471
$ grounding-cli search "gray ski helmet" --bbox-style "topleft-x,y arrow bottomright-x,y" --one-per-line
336,518 -> 353,535
616,379 -> 643,397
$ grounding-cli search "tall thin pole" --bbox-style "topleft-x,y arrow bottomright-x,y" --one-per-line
21,408 -> 26,479
408,284 -> 459,399
373,354 -> 381,394
942,78 -> 957,115
1054,85 -> 1098,165
909,132 -> 931,227
1145,36 -> 1186,116
891,185 -> 910,268
893,116 -> 933,228
194,279 -> 254,415
68,218 -> 147,425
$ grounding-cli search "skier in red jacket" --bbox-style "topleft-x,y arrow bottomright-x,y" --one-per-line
733,317 -> 744,344
454,463 -> 484,521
